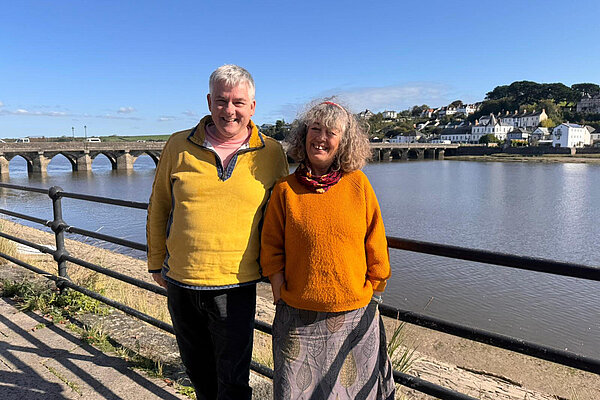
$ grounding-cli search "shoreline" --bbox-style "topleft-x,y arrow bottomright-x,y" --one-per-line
445,154 -> 600,164
0,218 -> 598,399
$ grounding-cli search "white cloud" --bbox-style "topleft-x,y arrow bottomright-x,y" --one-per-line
265,82 -> 459,123
182,110 -> 198,117
0,108 -> 69,117
334,83 -> 454,112
96,113 -> 142,120
117,106 -> 136,114
0,101 -> 4,107
158,116 -> 176,122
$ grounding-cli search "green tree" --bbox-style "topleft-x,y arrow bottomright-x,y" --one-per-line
540,118 -> 556,128
572,83 -> 600,97
479,134 -> 499,144
410,105 -> 429,117
273,120 -> 288,140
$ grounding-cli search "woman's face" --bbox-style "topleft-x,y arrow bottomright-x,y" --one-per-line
305,121 -> 342,176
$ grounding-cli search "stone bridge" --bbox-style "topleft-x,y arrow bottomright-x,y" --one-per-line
0,142 -> 164,174
0,141 -> 460,174
370,143 -> 459,161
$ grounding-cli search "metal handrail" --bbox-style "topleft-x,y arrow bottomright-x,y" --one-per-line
0,182 -> 598,400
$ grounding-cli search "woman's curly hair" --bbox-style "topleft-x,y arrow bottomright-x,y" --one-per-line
285,100 -> 372,172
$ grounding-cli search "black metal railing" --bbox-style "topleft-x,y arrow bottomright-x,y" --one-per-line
0,182 -> 598,400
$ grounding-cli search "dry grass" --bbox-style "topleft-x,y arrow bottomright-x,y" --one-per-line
0,219 -> 171,324
0,221 -> 18,263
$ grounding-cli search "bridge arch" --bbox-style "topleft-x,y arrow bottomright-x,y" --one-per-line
90,152 -> 118,170
46,152 -> 78,172
0,154 -> 34,175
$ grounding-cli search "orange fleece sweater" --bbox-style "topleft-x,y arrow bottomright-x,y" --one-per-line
260,170 -> 391,312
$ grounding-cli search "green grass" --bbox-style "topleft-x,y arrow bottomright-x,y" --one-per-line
100,134 -> 171,142
387,318 -> 418,374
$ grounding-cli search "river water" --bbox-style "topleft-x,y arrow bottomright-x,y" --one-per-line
0,155 -> 598,358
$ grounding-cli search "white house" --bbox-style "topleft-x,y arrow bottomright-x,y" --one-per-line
531,127 -> 551,143
389,132 -> 420,143
382,110 -> 398,120
586,126 -> 599,144
438,106 -> 457,117
507,128 -> 531,142
471,114 -> 512,142
420,108 -> 435,118
440,124 -> 472,143
358,109 -> 375,119
518,109 -> 548,128
457,104 -> 478,116
499,111 -> 519,127
552,123 -> 590,148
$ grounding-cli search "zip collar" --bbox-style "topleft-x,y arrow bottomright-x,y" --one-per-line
187,115 -> 265,151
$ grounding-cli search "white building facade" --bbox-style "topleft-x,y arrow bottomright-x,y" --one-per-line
552,123 -> 590,148
471,114 -> 512,142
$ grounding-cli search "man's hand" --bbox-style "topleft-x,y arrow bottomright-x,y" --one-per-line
152,272 -> 167,289
269,271 -> 285,305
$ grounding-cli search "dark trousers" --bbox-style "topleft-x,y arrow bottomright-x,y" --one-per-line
167,282 -> 256,400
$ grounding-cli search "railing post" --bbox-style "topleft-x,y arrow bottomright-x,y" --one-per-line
48,186 -> 69,287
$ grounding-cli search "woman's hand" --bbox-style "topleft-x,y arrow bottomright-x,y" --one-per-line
269,271 -> 285,305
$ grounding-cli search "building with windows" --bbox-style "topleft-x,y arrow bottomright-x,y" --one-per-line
577,94 -> 600,113
552,123 -> 590,148
471,114 -> 512,142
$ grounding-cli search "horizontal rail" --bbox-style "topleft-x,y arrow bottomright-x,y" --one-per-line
379,304 -> 600,375
65,225 -> 147,252
0,208 -> 49,226
0,231 -> 55,255
0,183 -> 49,194
59,279 -> 173,334
394,371 -> 477,400
63,254 -> 166,296
0,251 -> 174,334
249,361 -> 274,380
59,190 -> 148,210
388,237 -> 600,282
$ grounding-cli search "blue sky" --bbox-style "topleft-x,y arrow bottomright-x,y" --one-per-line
1,0 -> 599,138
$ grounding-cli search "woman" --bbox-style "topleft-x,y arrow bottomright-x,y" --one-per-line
261,101 -> 395,399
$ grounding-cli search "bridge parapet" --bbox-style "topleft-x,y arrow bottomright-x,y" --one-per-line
0,141 -> 166,175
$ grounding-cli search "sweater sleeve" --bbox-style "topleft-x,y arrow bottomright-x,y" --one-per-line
146,138 -> 174,273
363,177 -> 391,292
260,181 -> 286,277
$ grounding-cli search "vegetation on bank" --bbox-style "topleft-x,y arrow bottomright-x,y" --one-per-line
259,80 -> 600,142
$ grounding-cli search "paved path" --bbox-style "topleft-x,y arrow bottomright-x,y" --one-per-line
0,298 -> 187,400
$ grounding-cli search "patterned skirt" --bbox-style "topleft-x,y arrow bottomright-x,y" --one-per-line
272,301 -> 396,400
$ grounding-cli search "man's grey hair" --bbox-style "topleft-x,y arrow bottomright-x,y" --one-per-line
209,64 -> 256,100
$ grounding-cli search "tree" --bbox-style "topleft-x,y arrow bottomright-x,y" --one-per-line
449,100 -> 463,108
411,105 -> 429,117
572,83 -> 600,97
479,134 -> 499,144
540,118 -> 556,128
273,120 -> 288,140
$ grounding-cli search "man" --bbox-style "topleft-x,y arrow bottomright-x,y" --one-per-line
146,64 -> 288,400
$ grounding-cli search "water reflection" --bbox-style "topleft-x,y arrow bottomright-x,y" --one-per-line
1,158 -> 599,357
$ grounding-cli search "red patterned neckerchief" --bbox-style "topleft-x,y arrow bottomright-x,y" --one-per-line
294,163 -> 342,193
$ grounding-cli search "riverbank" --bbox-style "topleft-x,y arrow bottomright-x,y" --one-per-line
0,218 -> 597,399
446,153 -> 600,163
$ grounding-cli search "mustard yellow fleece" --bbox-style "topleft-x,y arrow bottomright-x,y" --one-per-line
260,170 -> 391,312
146,116 -> 288,286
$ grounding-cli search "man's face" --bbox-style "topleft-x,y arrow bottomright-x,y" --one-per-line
207,81 -> 256,140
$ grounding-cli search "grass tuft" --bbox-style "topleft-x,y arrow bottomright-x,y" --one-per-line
387,318 -> 418,374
